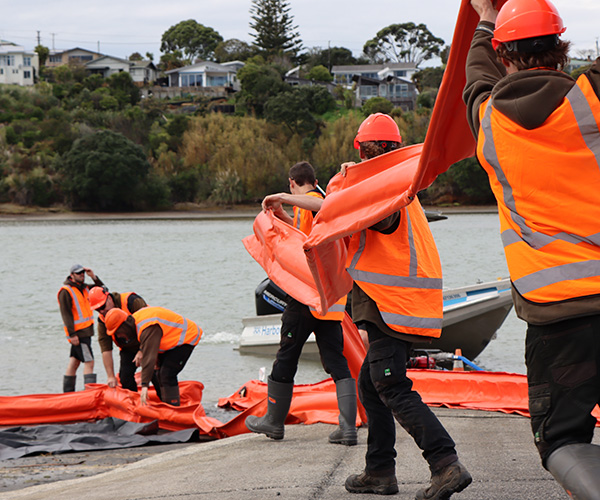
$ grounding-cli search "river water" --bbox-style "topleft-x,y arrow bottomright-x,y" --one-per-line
0,212 -> 525,415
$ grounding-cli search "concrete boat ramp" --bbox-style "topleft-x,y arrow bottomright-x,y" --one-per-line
1,407 -> 582,499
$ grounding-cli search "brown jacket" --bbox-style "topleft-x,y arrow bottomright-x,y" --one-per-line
463,22 -> 600,324
58,275 -> 103,338
97,292 -> 147,352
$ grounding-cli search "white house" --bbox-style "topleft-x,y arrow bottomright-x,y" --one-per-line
85,55 -> 131,78
331,62 -> 418,85
129,60 -> 158,85
0,40 -> 39,86
165,61 -> 243,90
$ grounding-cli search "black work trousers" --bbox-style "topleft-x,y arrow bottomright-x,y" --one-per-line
526,313 -> 600,467
157,344 -> 195,388
271,298 -> 351,384
360,322 -> 457,474
119,348 -> 138,392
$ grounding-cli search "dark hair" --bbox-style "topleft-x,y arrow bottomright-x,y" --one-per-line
359,141 -> 401,160
497,38 -> 571,72
289,161 -> 316,186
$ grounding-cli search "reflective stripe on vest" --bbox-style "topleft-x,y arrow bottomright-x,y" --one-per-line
292,190 -> 324,236
478,75 -> 600,302
309,299 -> 347,321
134,306 -> 202,352
58,285 -> 94,336
346,199 -> 443,337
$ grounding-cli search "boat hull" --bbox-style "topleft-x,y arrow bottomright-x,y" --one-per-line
239,279 -> 514,362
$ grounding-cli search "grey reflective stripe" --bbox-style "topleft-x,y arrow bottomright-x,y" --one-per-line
177,318 -> 189,346
513,260 -> 600,295
346,215 -> 441,289
347,268 -> 442,289
565,83 -> 600,171
380,311 -> 443,330
406,210 -> 418,277
66,286 -> 92,325
482,100 -> 600,250
309,303 -> 346,313
294,209 -> 301,229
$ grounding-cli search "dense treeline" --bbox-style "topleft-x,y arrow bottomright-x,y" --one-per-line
0,79 -> 495,211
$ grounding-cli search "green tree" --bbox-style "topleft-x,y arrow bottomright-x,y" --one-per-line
161,20 -> 223,63
249,0 -> 303,60
61,130 -> 152,211
35,45 -> 49,67
362,97 -> 393,116
129,52 -> 143,61
107,72 -> 140,107
306,65 -> 333,82
363,23 -> 445,66
305,46 -> 356,71
236,61 -> 288,115
264,86 -> 336,135
412,66 -> 444,92
158,51 -> 185,71
215,39 -> 255,62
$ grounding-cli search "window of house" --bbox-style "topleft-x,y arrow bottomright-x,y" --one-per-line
206,75 -> 227,86
24,70 -> 31,79
181,73 -> 203,86
23,57 -> 32,66
49,55 -> 62,63
394,70 -> 407,77
0,68 -> 3,74
0,55 -> 15,66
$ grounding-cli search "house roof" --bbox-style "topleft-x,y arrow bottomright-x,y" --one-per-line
165,60 -> 242,75
129,60 -> 157,70
49,47 -> 103,57
85,55 -> 132,67
0,40 -> 35,55
332,62 -> 417,72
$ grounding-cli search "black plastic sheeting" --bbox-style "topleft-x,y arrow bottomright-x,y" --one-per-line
0,418 -> 198,460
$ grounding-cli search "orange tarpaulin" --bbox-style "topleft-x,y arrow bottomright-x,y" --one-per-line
3,372 -> 600,435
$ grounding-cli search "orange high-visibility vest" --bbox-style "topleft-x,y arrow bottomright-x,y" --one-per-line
133,306 -> 202,352
345,198 -> 443,337
58,285 -> 94,337
477,74 -> 600,304
119,292 -> 136,314
294,190 -> 347,321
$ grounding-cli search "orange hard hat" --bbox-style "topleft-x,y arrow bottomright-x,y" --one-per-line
104,308 -> 128,337
354,113 -> 402,149
492,0 -> 566,50
89,286 -> 109,310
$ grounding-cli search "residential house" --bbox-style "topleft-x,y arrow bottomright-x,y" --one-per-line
85,55 -> 132,78
165,60 -> 243,91
332,62 -> 419,110
129,60 -> 158,86
0,40 -> 39,86
46,47 -> 102,68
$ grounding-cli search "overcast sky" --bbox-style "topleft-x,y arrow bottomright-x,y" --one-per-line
2,0 -> 599,63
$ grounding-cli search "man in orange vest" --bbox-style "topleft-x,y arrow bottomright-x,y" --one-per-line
341,114 -> 471,498
89,286 -> 147,392
465,0 -> 600,497
104,306 -> 202,406
245,161 -> 357,446
57,264 -> 104,392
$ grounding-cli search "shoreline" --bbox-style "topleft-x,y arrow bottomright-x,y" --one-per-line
0,203 -> 498,222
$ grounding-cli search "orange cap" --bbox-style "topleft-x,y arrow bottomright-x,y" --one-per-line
492,0 -> 566,50
105,308 -> 128,337
354,113 -> 402,149
89,286 -> 109,310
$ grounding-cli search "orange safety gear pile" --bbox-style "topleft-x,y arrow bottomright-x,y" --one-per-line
492,0 -> 565,50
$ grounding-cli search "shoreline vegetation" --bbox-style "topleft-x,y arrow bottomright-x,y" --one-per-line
0,201 -> 498,221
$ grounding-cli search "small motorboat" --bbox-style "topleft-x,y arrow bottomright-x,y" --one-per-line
239,277 -> 514,362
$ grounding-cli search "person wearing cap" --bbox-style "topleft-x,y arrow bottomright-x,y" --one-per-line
245,161 -> 356,447
104,306 -> 202,406
88,286 -> 148,391
57,264 -> 104,392
341,114 -> 471,498
464,0 -> 600,497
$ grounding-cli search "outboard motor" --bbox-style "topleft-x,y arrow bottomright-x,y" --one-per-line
255,278 -> 288,316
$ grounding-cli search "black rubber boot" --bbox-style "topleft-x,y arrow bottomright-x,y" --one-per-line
345,470 -> 399,495
161,385 -> 181,406
245,376 -> 293,440
83,373 -> 97,387
63,375 -> 76,393
415,460 -> 472,500
329,377 -> 358,446
546,443 -> 600,500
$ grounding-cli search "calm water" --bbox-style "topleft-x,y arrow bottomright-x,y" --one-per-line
0,213 -> 525,413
